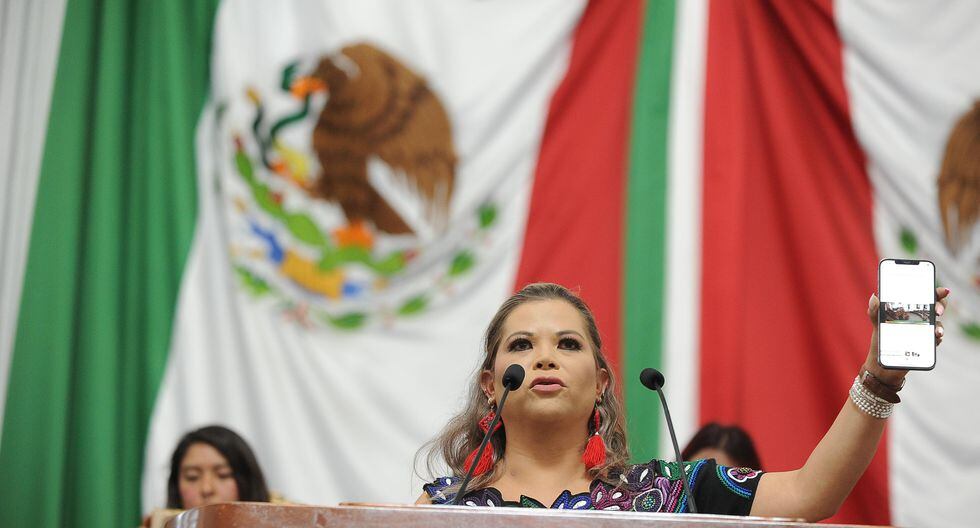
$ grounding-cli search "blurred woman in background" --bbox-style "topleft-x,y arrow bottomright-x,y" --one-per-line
166,425 -> 270,509
681,422 -> 763,470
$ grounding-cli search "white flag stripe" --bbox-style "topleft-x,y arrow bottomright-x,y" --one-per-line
661,0 -> 709,457
838,2 -> 980,526
0,0 -> 68,444
143,0 -> 586,510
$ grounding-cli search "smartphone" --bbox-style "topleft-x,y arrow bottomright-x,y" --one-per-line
878,259 -> 936,370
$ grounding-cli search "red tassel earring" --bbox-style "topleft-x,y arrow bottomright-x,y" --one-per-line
582,406 -> 607,469
464,400 -> 502,476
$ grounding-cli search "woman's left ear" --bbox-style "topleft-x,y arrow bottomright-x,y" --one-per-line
480,369 -> 495,400
596,368 -> 610,400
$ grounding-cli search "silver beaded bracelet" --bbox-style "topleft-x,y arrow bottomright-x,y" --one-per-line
849,376 -> 894,419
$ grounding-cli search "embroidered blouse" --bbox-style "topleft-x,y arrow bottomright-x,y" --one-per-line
423,459 -> 763,515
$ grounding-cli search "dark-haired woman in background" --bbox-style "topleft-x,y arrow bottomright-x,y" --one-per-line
682,422 -> 762,470
166,425 -> 270,509
142,426 -> 271,527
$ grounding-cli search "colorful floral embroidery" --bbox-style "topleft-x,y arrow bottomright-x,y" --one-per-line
462,488 -> 506,507
591,481 -> 633,511
676,459 -> 706,512
425,458 -> 757,514
422,476 -> 459,504
727,467 -> 762,483
620,461 -> 656,490
632,487 -> 666,512
551,490 -> 592,510
716,465 -> 755,499
662,476 -> 684,512
518,495 -> 544,508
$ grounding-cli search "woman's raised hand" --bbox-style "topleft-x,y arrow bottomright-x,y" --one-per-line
863,287 -> 950,386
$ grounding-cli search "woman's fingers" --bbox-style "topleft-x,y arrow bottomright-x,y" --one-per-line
936,288 -> 949,346
936,287 -> 950,316
867,293 -> 879,323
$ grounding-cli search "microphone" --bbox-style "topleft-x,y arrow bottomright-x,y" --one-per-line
452,363 -> 525,505
502,364 -> 525,392
639,367 -> 698,514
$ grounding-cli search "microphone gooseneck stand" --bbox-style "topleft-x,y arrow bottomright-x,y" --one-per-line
640,367 -> 699,514
451,364 -> 525,505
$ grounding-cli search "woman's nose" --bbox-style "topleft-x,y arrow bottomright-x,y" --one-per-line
200,474 -> 215,496
533,347 -> 558,370
535,359 -> 556,369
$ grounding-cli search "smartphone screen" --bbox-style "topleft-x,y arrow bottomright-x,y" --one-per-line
878,259 -> 936,370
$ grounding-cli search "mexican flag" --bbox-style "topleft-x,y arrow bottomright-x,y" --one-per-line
1,1 -> 977,527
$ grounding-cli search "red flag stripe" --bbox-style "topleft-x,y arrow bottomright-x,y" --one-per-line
514,0 -> 642,374
700,0 -> 883,523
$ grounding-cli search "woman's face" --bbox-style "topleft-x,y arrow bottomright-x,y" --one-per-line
483,299 -> 608,426
178,442 -> 240,509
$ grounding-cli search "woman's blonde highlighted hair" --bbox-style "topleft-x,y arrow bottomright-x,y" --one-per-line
417,283 -> 630,492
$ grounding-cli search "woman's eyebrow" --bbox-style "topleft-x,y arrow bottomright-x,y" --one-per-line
557,330 -> 585,339
181,463 -> 231,471
505,331 -> 533,340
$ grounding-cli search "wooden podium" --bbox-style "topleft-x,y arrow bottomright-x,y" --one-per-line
166,502 -> 887,528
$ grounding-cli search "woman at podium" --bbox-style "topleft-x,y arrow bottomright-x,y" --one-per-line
417,283 -> 947,521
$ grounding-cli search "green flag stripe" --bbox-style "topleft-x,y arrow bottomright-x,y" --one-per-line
624,0 -> 677,462
0,0 -> 219,526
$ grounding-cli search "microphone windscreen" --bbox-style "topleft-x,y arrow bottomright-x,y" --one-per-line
502,364 -> 526,390
639,368 -> 666,391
